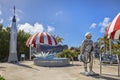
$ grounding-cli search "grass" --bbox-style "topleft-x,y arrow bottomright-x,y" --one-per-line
0,75 -> 5,80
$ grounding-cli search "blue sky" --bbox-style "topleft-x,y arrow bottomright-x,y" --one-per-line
0,0 -> 120,48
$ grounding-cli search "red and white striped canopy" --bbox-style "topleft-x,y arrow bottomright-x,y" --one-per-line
26,32 -> 58,47
106,13 -> 120,40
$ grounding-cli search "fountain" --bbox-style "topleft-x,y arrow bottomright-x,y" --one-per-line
26,32 -> 70,67
34,52 -> 70,67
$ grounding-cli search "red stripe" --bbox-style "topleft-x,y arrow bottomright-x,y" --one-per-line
46,33 -> 52,45
26,36 -> 32,47
111,31 -> 116,39
113,15 -> 120,32
40,32 -> 44,43
52,36 -> 58,45
32,33 -> 39,47
108,14 -> 120,40
26,32 -> 58,47
113,30 -> 120,40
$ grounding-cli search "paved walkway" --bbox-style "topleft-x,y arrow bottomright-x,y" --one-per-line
0,60 -> 120,80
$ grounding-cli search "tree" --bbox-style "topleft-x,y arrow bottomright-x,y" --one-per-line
112,40 -> 120,58
0,26 -> 10,62
54,35 -> 64,44
97,36 -> 120,58
17,30 -> 30,60
97,36 -> 109,53
0,24 -> 3,30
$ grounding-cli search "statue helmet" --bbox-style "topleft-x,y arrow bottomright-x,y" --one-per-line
85,32 -> 92,37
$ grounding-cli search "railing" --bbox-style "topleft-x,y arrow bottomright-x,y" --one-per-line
100,53 -> 120,77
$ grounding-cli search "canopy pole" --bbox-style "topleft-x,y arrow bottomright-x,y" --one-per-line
29,44 -> 31,60
116,54 -> 120,77
109,39 -> 112,55
36,44 -> 38,53
109,38 -> 113,65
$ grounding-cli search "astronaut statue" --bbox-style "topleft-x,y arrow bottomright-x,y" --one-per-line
80,32 -> 95,76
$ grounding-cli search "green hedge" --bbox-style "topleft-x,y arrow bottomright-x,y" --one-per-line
57,49 -> 79,61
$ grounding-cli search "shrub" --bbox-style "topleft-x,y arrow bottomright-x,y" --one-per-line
57,49 -> 73,60
57,49 -> 79,61
0,75 -> 5,80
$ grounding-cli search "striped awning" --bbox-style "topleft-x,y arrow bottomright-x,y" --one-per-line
106,13 -> 120,40
26,32 -> 58,47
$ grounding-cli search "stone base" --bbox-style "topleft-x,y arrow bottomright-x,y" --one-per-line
80,72 -> 99,76
34,57 -> 70,67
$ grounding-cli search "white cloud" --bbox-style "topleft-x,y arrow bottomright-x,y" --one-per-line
0,19 -> 3,23
18,23 -> 44,34
99,17 -> 110,27
0,10 -> 3,23
16,15 -> 20,22
99,17 -> 110,33
47,26 -> 55,32
55,11 -> 63,16
90,23 -> 97,29
90,17 -> 110,33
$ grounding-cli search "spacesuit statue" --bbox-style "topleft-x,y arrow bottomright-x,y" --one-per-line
80,32 -> 95,75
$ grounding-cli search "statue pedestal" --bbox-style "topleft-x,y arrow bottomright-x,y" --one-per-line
80,72 -> 99,76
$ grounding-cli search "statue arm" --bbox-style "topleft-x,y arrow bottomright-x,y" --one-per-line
80,41 -> 85,54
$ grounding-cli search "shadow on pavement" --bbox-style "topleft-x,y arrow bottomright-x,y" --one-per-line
91,74 -> 119,80
44,64 -> 82,68
15,63 -> 40,71
103,73 -> 119,77
0,67 -> 6,69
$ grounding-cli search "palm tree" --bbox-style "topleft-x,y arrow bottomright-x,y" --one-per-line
97,35 -> 109,53
112,40 -> 120,57
54,35 -> 64,44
